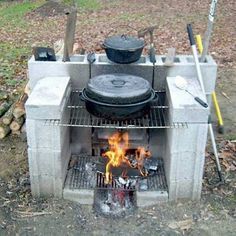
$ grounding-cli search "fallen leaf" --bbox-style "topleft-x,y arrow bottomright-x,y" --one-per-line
168,219 -> 193,231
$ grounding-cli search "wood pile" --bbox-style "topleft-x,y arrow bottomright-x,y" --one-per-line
0,85 -> 30,139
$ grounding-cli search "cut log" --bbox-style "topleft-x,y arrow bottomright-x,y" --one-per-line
0,101 -> 12,117
13,93 -> 28,119
20,122 -> 27,141
24,82 -> 31,96
2,104 -> 14,125
11,130 -> 21,136
0,91 -> 8,101
10,117 -> 25,131
0,121 -> 11,139
21,122 -> 26,133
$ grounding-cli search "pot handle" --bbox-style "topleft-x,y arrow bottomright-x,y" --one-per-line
153,91 -> 159,101
79,90 -> 85,102
101,43 -> 107,49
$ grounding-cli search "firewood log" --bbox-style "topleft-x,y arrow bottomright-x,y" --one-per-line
0,91 -> 8,101
10,117 -> 25,131
13,93 -> 28,119
0,120 -> 11,139
2,104 -> 14,125
21,122 -> 26,133
11,130 -> 21,136
0,101 -> 12,117
24,83 -> 31,95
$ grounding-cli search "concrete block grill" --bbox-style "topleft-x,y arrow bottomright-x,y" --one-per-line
25,54 -> 217,208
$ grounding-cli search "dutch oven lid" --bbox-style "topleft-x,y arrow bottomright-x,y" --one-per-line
103,35 -> 145,51
85,73 -> 152,104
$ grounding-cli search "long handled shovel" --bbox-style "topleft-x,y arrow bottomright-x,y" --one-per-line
200,0 -> 218,62
197,0 -> 224,134
187,24 -> 223,182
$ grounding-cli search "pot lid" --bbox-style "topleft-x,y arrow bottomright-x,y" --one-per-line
104,35 -> 145,50
86,73 -> 152,104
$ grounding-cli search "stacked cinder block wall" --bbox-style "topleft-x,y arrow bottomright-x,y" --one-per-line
165,77 -> 209,200
25,76 -> 71,197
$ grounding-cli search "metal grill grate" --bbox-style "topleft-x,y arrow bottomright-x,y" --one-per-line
96,172 -> 136,191
66,155 -> 168,192
68,155 -> 97,190
146,159 -> 168,191
45,90 -> 188,129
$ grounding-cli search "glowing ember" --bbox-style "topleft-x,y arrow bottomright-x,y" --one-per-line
102,131 -> 151,184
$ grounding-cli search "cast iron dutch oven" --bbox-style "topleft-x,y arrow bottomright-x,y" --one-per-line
80,73 -> 157,120
102,35 -> 145,64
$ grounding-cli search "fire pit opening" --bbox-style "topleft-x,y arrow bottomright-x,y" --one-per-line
93,130 -> 162,216
94,187 -> 137,217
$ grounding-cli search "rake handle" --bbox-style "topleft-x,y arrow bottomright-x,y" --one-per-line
187,24 -> 195,46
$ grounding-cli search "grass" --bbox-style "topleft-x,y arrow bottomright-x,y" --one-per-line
0,1 -> 44,86
224,134 -> 236,141
0,42 -> 29,86
77,0 -> 101,10
0,0 -> 45,27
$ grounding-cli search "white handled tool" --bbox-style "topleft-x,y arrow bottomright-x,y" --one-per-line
187,24 -> 223,182
175,76 -> 208,108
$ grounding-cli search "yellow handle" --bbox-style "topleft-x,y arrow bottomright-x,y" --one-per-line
196,34 -> 224,128
212,92 -> 224,126
196,34 -> 203,54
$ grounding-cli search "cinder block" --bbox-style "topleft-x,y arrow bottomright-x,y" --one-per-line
26,108 -> 70,149
28,55 -> 89,89
30,174 -> 64,197
63,188 -> 94,205
28,140 -> 70,177
168,179 -> 202,201
155,55 -> 217,93
137,191 -> 168,207
92,55 -> 154,87
28,54 -> 217,93
165,124 -> 208,154
166,77 -> 209,123
25,76 -> 71,119
166,151 -> 205,182
28,139 -> 70,197
164,124 -> 207,200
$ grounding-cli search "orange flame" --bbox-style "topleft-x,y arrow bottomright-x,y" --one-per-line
102,131 -> 151,184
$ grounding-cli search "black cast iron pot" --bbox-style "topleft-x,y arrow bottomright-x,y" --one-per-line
80,74 -> 158,120
102,35 -> 145,64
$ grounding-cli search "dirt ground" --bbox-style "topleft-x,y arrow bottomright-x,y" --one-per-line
0,0 -> 235,235
0,136 -> 236,235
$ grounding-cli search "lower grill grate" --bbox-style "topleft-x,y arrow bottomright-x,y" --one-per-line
67,155 -> 168,192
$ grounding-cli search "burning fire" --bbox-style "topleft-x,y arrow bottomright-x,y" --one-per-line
102,131 -> 151,184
